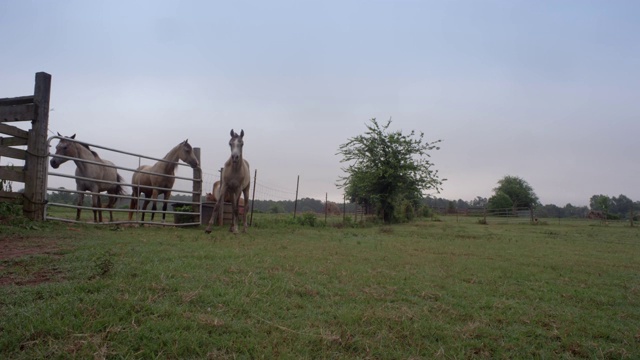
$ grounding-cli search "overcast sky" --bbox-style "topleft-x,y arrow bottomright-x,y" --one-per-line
2,0 -> 639,206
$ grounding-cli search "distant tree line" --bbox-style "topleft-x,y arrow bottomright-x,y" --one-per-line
46,188 -> 640,219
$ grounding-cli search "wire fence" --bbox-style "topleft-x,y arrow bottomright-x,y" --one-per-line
434,206 -> 638,227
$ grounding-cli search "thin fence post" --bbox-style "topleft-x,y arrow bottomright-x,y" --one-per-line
250,169 -> 257,226
193,147 -> 202,223
293,175 -> 299,219
343,194 -> 346,223
325,192 -> 328,223
218,167 -> 223,225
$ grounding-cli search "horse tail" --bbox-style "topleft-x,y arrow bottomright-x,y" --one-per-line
116,173 -> 127,195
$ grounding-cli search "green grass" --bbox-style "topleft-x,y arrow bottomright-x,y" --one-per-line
1,217 -> 639,359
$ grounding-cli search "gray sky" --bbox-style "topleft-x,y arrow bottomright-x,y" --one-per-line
2,0 -> 639,206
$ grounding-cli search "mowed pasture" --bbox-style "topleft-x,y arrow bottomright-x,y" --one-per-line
1,216 -> 639,359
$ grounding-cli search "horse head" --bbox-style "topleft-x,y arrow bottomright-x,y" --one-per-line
50,133 -> 77,169
229,129 -> 244,164
179,139 -> 199,168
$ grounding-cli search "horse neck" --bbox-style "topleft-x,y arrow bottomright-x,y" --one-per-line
71,143 -> 100,171
227,156 -> 245,173
155,146 -> 180,175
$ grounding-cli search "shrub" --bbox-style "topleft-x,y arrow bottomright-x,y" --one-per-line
297,212 -> 318,227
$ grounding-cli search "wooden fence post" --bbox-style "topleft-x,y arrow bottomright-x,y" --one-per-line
192,147 -> 202,223
218,167 -> 223,225
293,175 -> 299,219
325,192 -> 328,223
23,72 -> 51,221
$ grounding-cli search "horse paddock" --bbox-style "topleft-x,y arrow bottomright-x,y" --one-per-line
1,217 -> 638,358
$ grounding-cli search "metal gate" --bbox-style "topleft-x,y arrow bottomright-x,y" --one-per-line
45,135 -> 202,226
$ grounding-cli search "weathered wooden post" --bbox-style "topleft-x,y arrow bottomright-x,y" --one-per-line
218,167 -> 223,225
192,147 -> 202,223
293,175 -> 299,219
23,72 -> 51,221
325,192 -> 328,223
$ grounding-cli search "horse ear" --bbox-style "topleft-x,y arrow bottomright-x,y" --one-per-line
184,139 -> 189,144
57,132 -> 61,136
230,129 -> 235,137
240,129 -> 244,138
71,134 -> 76,139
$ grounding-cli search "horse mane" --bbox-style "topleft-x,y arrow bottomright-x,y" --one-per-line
164,142 -> 183,161
78,142 -> 101,159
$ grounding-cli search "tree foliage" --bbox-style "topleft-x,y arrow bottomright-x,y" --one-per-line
589,194 -> 639,218
487,191 -> 513,210
337,118 -> 443,223
488,175 -> 539,210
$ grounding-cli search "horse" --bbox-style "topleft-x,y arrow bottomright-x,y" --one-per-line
50,133 -> 126,223
210,180 -> 245,207
128,139 -> 199,223
205,129 -> 250,234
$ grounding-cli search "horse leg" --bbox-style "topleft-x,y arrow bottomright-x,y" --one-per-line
140,197 -> 152,222
205,183 -> 226,234
107,193 -> 117,222
150,190 -> 159,221
230,190 -> 239,233
128,187 -> 139,221
76,192 -> 84,221
93,194 -> 102,223
161,191 -> 171,223
242,187 -> 250,233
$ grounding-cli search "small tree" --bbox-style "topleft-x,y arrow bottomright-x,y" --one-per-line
337,118 -> 443,223
488,176 -> 539,211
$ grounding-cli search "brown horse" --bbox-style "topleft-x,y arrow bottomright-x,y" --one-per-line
50,133 -> 126,222
205,129 -> 250,234
210,180 -> 245,206
128,140 -> 199,223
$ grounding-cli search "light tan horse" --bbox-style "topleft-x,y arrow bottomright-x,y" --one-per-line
128,140 -> 199,223
50,133 -> 126,222
205,129 -> 250,234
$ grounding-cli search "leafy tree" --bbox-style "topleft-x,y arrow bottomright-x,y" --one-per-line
487,191 -> 513,210
469,196 -> 488,208
611,194 -> 634,217
589,194 -> 637,219
337,118 -> 443,223
488,175 -> 539,210
589,194 -> 611,213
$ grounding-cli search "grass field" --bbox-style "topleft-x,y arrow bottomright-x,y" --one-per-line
1,215 -> 639,359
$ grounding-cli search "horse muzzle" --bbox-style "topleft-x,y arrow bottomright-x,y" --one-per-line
50,159 -> 60,169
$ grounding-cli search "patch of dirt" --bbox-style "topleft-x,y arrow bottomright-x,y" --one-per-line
0,236 -> 60,260
0,235 -> 65,287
